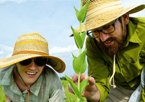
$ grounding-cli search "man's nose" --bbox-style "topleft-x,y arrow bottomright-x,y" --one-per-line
100,32 -> 110,42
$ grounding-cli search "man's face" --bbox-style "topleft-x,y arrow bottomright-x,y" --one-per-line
95,18 -> 127,56
16,59 -> 45,86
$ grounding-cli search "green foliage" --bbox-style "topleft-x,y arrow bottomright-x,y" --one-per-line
65,0 -> 90,102
61,80 -> 87,102
65,75 -> 81,98
72,50 -> 87,74
0,85 -> 6,102
80,78 -> 90,95
74,0 -> 90,23
81,31 -> 87,47
71,27 -> 87,49
71,26 -> 83,49
60,76 -> 67,80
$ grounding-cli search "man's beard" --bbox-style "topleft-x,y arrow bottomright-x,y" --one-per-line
98,34 -> 126,56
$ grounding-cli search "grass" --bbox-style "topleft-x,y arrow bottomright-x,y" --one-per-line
0,80 -> 87,102
0,85 -> 6,102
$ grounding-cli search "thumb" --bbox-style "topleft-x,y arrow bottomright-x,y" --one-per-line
88,77 -> 96,86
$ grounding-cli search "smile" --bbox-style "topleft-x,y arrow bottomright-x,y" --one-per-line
26,72 -> 37,75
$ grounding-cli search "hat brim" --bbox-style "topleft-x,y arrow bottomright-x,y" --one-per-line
0,53 -> 65,73
70,4 -> 145,37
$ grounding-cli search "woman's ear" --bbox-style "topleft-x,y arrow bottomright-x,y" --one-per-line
123,12 -> 129,25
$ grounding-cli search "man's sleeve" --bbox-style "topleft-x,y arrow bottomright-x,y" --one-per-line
86,37 -> 110,102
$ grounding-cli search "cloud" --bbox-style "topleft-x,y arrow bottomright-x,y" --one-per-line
0,0 -> 26,3
50,45 -> 77,54
0,44 -> 78,57
0,44 -> 13,58
0,51 -> 3,54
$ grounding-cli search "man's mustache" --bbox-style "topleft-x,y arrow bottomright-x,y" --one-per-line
102,37 -> 115,43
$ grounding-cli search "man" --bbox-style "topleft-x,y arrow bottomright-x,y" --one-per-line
0,33 -> 66,102
69,0 -> 145,102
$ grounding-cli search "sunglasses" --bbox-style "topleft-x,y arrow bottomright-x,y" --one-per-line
19,57 -> 48,66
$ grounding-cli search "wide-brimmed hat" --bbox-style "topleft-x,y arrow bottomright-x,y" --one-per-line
71,0 -> 145,36
0,33 -> 65,73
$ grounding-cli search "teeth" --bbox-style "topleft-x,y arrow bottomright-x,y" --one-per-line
26,72 -> 36,75
105,40 -> 111,43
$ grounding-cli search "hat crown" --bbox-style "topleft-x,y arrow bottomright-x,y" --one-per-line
84,0 -> 123,22
13,33 -> 49,56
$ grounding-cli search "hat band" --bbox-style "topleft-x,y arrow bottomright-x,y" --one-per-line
15,41 -> 48,48
86,1 -> 123,21
12,51 -> 49,56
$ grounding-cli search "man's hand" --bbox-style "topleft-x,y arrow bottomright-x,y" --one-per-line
68,73 -> 100,102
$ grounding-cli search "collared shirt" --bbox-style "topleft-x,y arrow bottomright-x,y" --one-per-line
0,65 -> 66,102
86,17 -> 145,102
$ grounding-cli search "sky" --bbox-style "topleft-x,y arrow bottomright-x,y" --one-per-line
0,0 -> 145,77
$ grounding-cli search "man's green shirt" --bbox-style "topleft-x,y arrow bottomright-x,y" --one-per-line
86,17 -> 145,102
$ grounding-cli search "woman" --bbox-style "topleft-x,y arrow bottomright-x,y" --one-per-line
0,32 -> 66,102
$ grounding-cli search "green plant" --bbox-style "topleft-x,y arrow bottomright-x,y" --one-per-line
0,85 -> 6,102
65,0 -> 90,102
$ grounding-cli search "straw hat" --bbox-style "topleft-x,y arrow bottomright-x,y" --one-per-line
71,0 -> 145,35
0,33 -> 65,73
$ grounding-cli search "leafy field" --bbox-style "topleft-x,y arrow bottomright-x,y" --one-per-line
0,85 -> 6,102
0,80 -> 87,102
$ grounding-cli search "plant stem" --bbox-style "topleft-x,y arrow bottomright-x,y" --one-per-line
77,1 -> 83,102
79,48 -> 81,54
77,73 -> 81,102
81,0 -> 83,9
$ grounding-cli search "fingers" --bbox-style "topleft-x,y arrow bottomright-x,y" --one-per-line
70,73 -> 95,84
88,77 -> 96,86
68,83 -> 74,94
70,73 -> 78,82
80,74 -> 95,86
80,73 -> 89,81
68,73 -> 97,99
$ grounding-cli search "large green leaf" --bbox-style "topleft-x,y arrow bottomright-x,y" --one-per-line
72,53 -> 78,73
74,7 -> 79,19
80,78 -> 89,95
80,30 -> 87,48
71,26 -> 82,49
76,0 -> 90,23
65,75 -> 81,98
81,57 -> 87,74
73,50 -> 87,74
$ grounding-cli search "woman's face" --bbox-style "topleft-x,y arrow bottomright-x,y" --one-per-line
15,58 -> 45,86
